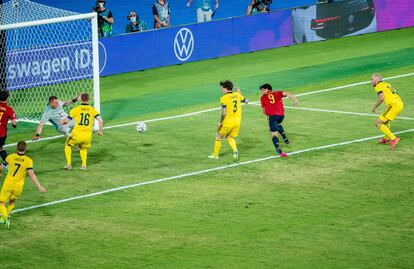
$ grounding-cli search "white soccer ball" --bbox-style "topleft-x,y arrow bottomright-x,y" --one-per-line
136,122 -> 147,133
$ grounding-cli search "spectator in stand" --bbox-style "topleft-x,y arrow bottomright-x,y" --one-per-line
152,0 -> 170,29
247,0 -> 272,15
125,11 -> 147,33
186,0 -> 219,23
93,0 -> 114,37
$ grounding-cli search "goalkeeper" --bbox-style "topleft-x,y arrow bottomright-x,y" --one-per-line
32,95 -> 80,140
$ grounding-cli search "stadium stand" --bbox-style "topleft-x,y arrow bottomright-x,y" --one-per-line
33,0 -> 316,35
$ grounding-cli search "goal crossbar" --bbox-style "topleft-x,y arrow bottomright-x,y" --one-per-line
0,12 -> 97,31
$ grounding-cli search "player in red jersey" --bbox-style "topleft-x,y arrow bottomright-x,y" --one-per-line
0,91 -> 17,163
260,83 -> 298,157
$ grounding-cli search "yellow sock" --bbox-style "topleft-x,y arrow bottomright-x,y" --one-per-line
65,144 -> 72,165
379,124 -> 395,140
80,149 -> 88,167
7,204 -> 14,214
0,203 -> 8,221
384,121 -> 391,140
227,137 -> 238,153
213,140 -> 222,157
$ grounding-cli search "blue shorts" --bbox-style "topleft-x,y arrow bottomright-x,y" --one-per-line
268,115 -> 284,132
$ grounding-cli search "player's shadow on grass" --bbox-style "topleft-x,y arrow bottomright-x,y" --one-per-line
29,137 -> 66,152
240,137 -> 260,151
88,148 -> 116,164
141,143 -> 154,147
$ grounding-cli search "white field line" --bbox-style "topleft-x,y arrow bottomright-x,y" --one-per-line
249,103 -> 414,121
105,107 -> 221,130
12,128 -> 414,214
3,107 -> 223,148
284,106 -> 414,120
6,72 -> 414,149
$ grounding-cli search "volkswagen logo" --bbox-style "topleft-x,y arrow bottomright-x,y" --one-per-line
174,28 -> 194,62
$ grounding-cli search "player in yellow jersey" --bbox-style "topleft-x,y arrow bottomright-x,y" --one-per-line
0,141 -> 46,229
371,74 -> 404,150
61,93 -> 103,170
209,80 -> 248,162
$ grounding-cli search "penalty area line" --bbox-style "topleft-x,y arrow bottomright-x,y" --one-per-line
3,107 -> 223,149
283,106 -> 414,121
295,72 -> 414,97
250,103 -> 414,121
12,128 -> 414,215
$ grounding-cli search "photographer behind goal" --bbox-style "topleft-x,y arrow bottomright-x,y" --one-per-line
92,0 -> 114,37
247,0 -> 272,15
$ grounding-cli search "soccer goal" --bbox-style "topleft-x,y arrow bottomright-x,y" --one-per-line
0,0 -> 100,123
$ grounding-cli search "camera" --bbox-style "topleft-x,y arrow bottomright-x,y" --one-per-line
254,0 -> 272,3
97,14 -> 105,24
253,0 -> 272,7
92,4 -> 100,12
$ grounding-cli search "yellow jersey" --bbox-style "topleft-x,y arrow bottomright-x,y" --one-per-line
68,104 -> 100,135
220,92 -> 246,126
374,81 -> 403,106
4,153 -> 33,185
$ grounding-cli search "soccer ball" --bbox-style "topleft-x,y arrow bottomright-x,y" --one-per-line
136,122 -> 147,133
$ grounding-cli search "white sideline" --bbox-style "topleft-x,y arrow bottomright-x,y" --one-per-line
7,71 -> 413,149
12,128 -> 414,214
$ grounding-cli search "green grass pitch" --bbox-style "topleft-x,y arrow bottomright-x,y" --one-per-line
0,27 -> 413,268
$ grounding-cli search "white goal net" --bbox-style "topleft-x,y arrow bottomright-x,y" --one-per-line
0,0 -> 100,122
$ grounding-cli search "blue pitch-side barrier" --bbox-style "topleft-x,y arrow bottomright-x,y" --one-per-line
99,10 -> 293,76
99,0 -> 414,77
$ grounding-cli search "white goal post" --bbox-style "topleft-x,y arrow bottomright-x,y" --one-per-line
0,0 -> 100,122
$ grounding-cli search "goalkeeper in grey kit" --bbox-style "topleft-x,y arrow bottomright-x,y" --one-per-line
32,95 -> 80,140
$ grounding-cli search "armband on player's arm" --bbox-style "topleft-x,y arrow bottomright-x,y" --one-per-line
219,106 -> 226,122
219,113 -> 225,123
216,106 -> 226,128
